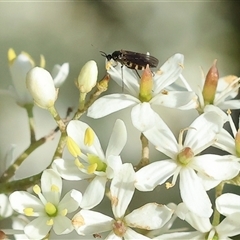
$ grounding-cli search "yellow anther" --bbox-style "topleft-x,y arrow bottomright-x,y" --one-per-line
67,136 -> 81,157
61,209 -> 68,216
8,48 -> 16,65
40,54 -> 46,68
24,208 -> 34,216
46,218 -> 54,226
88,163 -> 97,174
84,127 -> 94,146
33,185 -> 41,195
74,158 -> 84,168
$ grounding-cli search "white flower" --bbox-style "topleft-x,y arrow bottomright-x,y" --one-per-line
135,111 -> 240,217
72,163 -> 173,239
87,53 -> 198,132
77,60 -> 98,93
3,48 -> 69,106
26,67 -> 58,109
155,201 -> 240,239
9,169 -> 82,239
195,73 -> 240,112
52,119 -> 127,209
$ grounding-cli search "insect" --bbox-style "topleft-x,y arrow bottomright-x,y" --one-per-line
100,50 -> 159,70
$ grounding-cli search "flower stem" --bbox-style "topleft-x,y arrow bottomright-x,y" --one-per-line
212,182 -> 224,226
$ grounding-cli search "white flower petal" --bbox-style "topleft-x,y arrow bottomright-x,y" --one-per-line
214,129 -> 236,155
24,216 -> 51,239
176,203 -> 212,232
180,168 -> 212,218
58,189 -> 82,212
143,115 -> 178,159
216,213 -> 240,237
111,163 -> 135,219
135,160 -> 177,191
53,216 -> 73,235
184,112 -> 223,154
125,203 -> 173,230
108,64 -> 140,96
9,52 -> 34,105
131,102 -> 159,132
106,155 -> 123,179
9,191 -> 43,215
106,119 -> 127,157
41,169 -> 62,195
0,194 -> 13,218
105,231 -> 121,240
124,227 -> 151,240
52,158 -> 92,180
67,120 -> 105,159
155,231 -> 203,239
87,94 -> 139,118
52,63 -> 69,88
151,91 -> 197,109
153,53 -> 184,93
80,176 -> 107,209
217,99 -> 240,110
72,210 -> 113,235
193,155 -> 240,181
216,193 -> 240,216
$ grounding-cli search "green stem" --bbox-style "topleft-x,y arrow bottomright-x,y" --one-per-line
212,182 -> 224,226
24,103 -> 36,142
48,106 -> 66,132
0,172 -> 42,193
0,137 -> 46,183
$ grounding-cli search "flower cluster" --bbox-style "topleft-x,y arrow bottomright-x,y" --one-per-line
1,48 -> 240,240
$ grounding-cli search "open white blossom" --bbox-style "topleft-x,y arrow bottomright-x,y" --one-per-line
135,111 -> 240,217
155,201 -> 240,239
88,53 -> 198,132
9,169 -> 82,239
72,163 -> 173,239
52,119 -> 127,209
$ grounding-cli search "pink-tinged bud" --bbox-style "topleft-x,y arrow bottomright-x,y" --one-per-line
26,67 -> 58,109
139,65 -> 153,102
235,129 -> 240,157
177,147 -> 194,165
202,59 -> 219,105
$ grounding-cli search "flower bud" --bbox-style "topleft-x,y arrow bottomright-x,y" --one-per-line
76,60 -> 98,93
235,129 -> 240,157
139,65 -> 153,102
202,59 -> 219,105
26,67 -> 58,109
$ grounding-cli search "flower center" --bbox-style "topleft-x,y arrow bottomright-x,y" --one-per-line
112,219 -> 127,237
177,147 -> 194,166
45,202 -> 58,217
87,154 -> 107,173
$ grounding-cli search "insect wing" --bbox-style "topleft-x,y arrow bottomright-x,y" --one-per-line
120,50 -> 159,68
